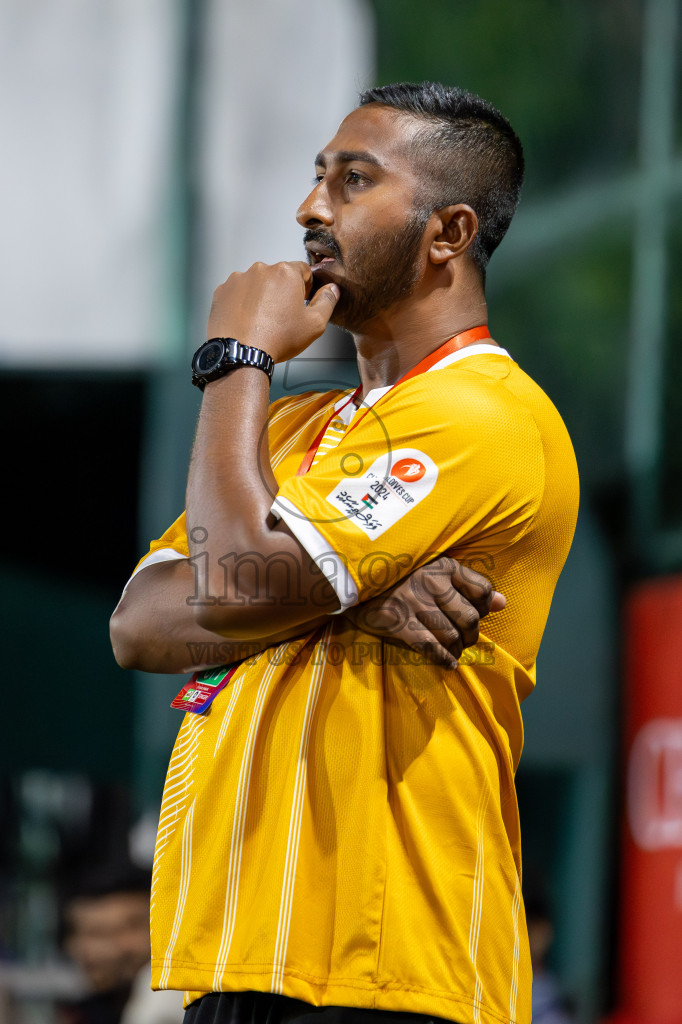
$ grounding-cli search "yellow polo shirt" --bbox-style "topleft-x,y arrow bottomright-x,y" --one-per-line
132,345 -> 579,1024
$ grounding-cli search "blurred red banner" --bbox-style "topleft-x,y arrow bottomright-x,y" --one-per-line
618,575 -> 682,1024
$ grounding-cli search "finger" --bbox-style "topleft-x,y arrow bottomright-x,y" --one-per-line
393,624 -> 459,671
307,282 -> 340,326
308,281 -> 340,310
350,595 -> 410,636
448,558 -> 495,616
431,585 -> 480,649
289,259 -> 314,281
404,561 -> 478,648
282,260 -> 314,299
412,605 -> 467,659
407,558 -> 454,602
407,557 -> 497,633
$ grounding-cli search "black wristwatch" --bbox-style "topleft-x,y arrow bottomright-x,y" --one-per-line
191,338 -> 275,390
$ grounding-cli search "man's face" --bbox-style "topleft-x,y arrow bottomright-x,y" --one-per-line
65,891 -> 150,991
296,104 -> 432,333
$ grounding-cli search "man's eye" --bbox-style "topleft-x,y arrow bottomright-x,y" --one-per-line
346,170 -> 366,185
312,173 -> 324,185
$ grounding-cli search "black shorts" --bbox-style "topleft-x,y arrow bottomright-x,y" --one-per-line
184,992 -> 454,1024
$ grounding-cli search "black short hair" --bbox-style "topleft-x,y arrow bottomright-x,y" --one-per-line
59,862 -> 152,944
358,82 -> 524,276
67,863 -> 152,903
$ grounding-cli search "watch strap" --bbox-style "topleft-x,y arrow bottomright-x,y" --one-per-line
191,338 -> 275,390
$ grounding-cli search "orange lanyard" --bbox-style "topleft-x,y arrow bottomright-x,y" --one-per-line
296,324 -> 491,476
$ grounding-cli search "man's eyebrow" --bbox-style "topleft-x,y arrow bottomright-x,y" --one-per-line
314,150 -> 383,168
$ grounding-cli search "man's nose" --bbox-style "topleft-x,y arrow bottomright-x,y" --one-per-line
296,183 -> 333,228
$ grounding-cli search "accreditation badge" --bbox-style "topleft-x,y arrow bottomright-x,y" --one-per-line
170,663 -> 238,714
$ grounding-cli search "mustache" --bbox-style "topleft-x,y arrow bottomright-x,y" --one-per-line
303,228 -> 343,264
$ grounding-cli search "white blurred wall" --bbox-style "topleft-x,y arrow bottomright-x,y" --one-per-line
0,0 -> 373,367
194,0 -> 374,351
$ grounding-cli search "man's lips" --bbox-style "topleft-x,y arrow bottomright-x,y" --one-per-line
311,255 -> 336,268
306,247 -> 339,270
304,232 -> 343,270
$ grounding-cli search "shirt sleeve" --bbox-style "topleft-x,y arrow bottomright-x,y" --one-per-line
270,371 -> 545,610
123,511 -> 189,590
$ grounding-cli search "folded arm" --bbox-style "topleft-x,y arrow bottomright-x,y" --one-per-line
110,551 -> 504,675
110,558 -> 330,674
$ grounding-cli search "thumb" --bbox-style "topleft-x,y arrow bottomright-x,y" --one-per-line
307,282 -> 340,322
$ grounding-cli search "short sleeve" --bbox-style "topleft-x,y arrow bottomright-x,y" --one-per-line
123,512 -> 189,590
271,371 -> 545,609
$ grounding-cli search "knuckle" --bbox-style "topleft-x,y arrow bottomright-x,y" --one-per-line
459,608 -> 480,631
448,635 -> 464,657
443,625 -> 461,645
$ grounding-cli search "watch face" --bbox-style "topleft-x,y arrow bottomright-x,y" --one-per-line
194,339 -> 225,376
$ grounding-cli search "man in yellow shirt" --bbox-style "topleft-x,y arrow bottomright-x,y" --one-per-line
111,83 -> 578,1024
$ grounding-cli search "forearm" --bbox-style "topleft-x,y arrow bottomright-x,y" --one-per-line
183,260 -> 343,637
187,367 -> 274,575
110,560 -> 330,674
187,368 -> 339,638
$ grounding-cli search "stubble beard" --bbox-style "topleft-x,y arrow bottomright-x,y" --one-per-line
330,207 -> 431,334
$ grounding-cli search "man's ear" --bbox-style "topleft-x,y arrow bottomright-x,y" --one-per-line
429,204 -> 478,265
